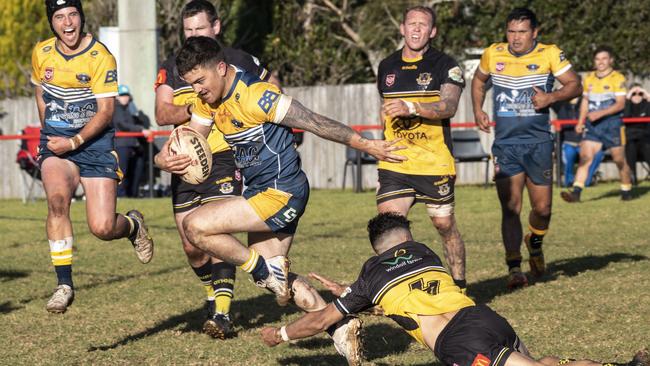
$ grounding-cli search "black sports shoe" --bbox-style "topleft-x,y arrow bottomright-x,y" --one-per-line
560,190 -> 580,203
203,313 -> 235,339
628,348 -> 649,366
621,190 -> 634,201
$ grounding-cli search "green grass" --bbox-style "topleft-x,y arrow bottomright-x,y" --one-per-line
1,182 -> 649,365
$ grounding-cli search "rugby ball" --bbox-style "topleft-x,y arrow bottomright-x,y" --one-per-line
168,126 -> 212,184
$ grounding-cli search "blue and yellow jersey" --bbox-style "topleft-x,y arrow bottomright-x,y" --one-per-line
192,67 -> 302,189
155,47 -> 271,154
31,36 -> 118,150
334,241 -> 475,346
478,42 -> 572,144
583,70 -> 626,124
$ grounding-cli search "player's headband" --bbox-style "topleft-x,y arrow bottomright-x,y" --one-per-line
45,0 -> 85,38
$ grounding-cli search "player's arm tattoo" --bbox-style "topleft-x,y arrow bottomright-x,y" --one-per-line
280,99 -> 357,145
417,83 -> 462,120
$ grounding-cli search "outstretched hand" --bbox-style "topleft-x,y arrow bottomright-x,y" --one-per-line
309,272 -> 347,297
362,138 -> 407,163
154,138 -> 191,175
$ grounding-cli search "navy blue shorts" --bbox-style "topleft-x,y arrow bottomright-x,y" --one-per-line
38,144 -> 121,180
492,141 -> 553,186
584,119 -> 623,150
243,179 -> 310,235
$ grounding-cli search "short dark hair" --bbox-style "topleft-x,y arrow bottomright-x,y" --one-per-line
367,213 -> 411,246
402,6 -> 436,27
506,7 -> 538,29
176,36 -> 225,76
181,0 -> 219,24
593,45 -> 615,59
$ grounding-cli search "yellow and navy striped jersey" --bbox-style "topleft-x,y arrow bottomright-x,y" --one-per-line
479,42 -> 572,144
31,36 -> 118,149
155,47 -> 271,154
377,47 -> 465,175
192,68 -> 303,189
334,241 -> 475,346
583,70 -> 626,124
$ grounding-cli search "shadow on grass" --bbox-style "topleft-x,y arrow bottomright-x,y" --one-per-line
0,269 -> 30,282
469,252 -> 648,304
0,301 -> 23,314
586,185 -> 650,201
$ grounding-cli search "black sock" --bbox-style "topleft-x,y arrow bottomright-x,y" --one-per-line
250,256 -> 269,282
55,265 -> 73,288
506,251 -> 522,272
128,215 -> 140,242
529,233 -> 544,250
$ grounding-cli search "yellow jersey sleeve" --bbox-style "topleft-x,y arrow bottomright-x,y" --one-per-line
582,73 -> 591,96
477,45 -> 492,75
613,72 -> 627,96
191,98 -> 215,126
30,44 -> 42,86
547,44 -> 572,77
92,52 -> 118,98
242,82 -> 292,124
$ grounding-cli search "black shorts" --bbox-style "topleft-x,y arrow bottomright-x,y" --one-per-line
376,169 -> 455,205
434,305 -> 523,366
171,150 -> 242,213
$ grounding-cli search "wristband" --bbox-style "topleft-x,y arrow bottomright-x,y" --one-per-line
280,326 -> 290,342
72,134 -> 85,149
69,138 -> 77,150
404,101 -> 418,116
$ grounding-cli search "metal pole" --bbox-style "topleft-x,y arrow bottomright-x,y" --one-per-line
555,123 -> 562,188
355,149 -> 362,193
148,136 -> 154,198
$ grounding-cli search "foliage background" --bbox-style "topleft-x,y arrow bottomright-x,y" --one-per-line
1,0 -> 648,98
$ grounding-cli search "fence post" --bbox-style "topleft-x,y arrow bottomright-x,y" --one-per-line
148,134 -> 154,198
555,121 -> 562,188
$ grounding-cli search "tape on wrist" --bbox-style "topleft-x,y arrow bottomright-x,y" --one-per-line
404,101 -> 418,116
69,138 -> 77,150
72,134 -> 84,149
280,326 -> 290,342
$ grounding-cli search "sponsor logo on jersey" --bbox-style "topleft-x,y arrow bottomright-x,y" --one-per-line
496,46 -> 504,51
472,354 -> 491,366
385,74 -> 396,87
90,50 -> 99,57
416,72 -> 432,87
104,69 -> 118,84
496,62 -> 505,72
538,48 -> 545,52
340,287 -> 352,298
235,93 -> 241,101
392,117 -> 422,132
448,66 -> 464,83
76,73 -> 91,84
527,64 -> 539,71
543,169 -> 552,179
42,45 -> 52,52
559,51 -> 566,61
44,67 -> 54,81
604,85 -> 610,90
401,65 -> 417,70
437,183 -> 450,196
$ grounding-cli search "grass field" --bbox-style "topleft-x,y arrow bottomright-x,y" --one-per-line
1,182 -> 649,365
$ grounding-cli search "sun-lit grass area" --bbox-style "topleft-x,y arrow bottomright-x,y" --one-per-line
1,182 -> 648,365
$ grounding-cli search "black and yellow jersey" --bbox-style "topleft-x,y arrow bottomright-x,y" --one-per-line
377,47 -> 465,176
192,67 -> 303,190
155,46 -> 270,153
31,36 -> 118,150
583,70 -> 626,124
334,241 -> 475,345
478,41 -> 572,144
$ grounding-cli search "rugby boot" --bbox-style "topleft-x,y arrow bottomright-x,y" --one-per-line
628,348 -> 649,366
46,284 -> 74,314
560,189 -> 580,203
525,234 -> 545,277
506,268 -> 528,290
126,210 -> 154,263
330,316 -> 363,366
621,190 -> 634,201
256,256 -> 291,306
203,313 -> 236,339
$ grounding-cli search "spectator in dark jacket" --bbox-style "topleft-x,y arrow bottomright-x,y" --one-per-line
624,83 -> 650,185
113,85 -> 150,197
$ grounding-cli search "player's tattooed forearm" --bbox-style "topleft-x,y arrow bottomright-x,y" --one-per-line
420,83 -> 462,119
282,99 -> 355,144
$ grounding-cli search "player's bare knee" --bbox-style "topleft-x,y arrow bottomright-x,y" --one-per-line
183,215 -> 206,248
532,204 -> 551,219
290,274 -> 327,312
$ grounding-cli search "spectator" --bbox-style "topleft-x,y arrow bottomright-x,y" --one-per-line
113,84 -> 150,197
553,95 -> 604,187
624,83 -> 650,185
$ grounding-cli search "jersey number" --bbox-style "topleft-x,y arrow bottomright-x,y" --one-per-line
408,278 -> 440,296
257,90 -> 279,113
